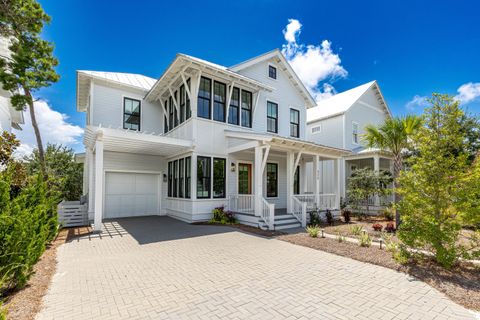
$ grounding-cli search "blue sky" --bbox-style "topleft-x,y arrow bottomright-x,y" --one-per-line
15,0 -> 480,153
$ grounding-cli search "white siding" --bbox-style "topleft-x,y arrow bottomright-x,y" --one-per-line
306,115 -> 344,149
0,88 -> 12,132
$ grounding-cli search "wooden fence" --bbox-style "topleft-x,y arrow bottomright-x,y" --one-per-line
57,201 -> 88,227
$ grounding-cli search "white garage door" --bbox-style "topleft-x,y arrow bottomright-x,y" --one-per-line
105,172 -> 160,218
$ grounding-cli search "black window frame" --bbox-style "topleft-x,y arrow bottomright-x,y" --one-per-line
266,163 -> 278,198
164,115 -> 168,133
186,78 -> 191,120
180,85 -> 185,123
169,96 -> 174,130
174,91 -> 179,127
198,77 -> 211,119
213,158 -> 226,198
228,87 -> 240,125
173,160 -> 178,197
267,101 -> 278,133
197,156 -> 211,199
294,166 -> 300,195
268,65 -> 277,79
290,108 -> 300,138
123,97 -> 141,131
185,156 -> 191,198
213,81 -> 226,122
167,161 -> 173,197
241,90 -> 252,128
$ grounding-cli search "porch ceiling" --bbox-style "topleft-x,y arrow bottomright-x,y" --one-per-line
84,125 -> 193,157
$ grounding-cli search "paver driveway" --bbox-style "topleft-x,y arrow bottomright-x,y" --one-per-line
37,217 -> 476,320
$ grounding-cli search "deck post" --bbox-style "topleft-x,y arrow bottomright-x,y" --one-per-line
94,132 -> 104,232
313,155 -> 320,208
87,148 -> 94,217
334,158 -> 341,210
254,146 -> 262,217
286,151 -> 294,213
373,155 -> 380,206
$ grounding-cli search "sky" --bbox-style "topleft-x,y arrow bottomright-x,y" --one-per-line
13,0 -> 480,154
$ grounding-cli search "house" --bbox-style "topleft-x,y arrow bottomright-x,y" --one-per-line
0,36 -> 24,132
77,49 -> 352,231
306,81 -> 393,209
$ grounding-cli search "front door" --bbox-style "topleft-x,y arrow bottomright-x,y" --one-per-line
238,163 -> 252,194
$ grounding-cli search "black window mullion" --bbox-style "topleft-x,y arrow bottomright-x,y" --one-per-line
267,101 -> 278,133
185,156 -> 191,198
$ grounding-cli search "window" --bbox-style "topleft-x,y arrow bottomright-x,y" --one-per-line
186,78 -> 191,119
174,91 -> 179,127
185,156 -> 191,198
241,90 -> 252,128
213,81 -> 226,122
294,166 -> 300,195
167,161 -> 172,197
123,98 -> 141,131
311,125 -> 321,134
213,158 -> 226,198
352,122 -> 359,144
268,65 -> 277,79
290,109 -> 300,138
267,101 -> 278,133
169,96 -> 174,130
198,77 -> 211,119
164,115 -> 168,133
266,163 -> 278,197
228,87 -> 239,125
178,158 -> 184,198
173,160 -> 178,197
238,163 -> 251,194
197,156 -> 211,198
180,85 -> 185,123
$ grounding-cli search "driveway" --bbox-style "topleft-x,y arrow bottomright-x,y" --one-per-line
37,217 -> 475,320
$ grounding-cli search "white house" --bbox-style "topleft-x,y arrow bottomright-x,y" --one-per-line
78,49 -> 352,231
306,81 -> 393,208
0,36 -> 24,132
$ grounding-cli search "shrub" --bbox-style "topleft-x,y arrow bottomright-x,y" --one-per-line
372,223 -> 383,231
336,233 -> 346,243
306,225 -> 320,238
350,225 -> 363,236
308,210 -> 321,226
341,209 -> 351,223
385,222 -> 395,233
382,207 -> 395,221
325,209 -> 334,226
392,246 -> 410,264
210,206 -> 236,224
359,233 -> 372,247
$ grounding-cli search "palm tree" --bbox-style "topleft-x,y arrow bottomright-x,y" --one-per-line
363,115 -> 422,227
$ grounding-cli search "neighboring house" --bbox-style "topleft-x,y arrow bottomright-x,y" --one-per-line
77,49 -> 351,231
306,81 -> 393,208
0,36 -> 24,132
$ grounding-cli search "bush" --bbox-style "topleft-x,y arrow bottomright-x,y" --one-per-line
325,209 -> 333,226
306,225 -> 320,238
0,171 -> 59,295
359,233 -> 372,247
350,225 -> 363,236
308,210 -> 321,226
385,222 -> 395,233
210,206 -> 236,224
382,207 -> 395,221
341,209 -> 351,223
372,223 -> 383,231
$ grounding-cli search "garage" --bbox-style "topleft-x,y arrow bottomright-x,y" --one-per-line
104,172 -> 160,219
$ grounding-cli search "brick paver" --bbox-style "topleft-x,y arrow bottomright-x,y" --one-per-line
37,217 -> 477,320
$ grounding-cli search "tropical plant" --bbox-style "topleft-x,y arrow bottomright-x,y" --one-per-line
363,115 -> 422,226
306,225 -> 320,238
324,209 -> 333,225
384,222 -> 395,233
210,206 -> 236,224
308,210 -> 321,226
372,223 -> 383,231
0,0 -> 60,175
397,94 -> 473,268
359,232 -> 372,247
341,208 -> 351,223
350,225 -> 363,236
347,168 -> 392,215
382,206 -> 395,221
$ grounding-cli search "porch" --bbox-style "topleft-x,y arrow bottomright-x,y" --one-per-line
224,130 -> 350,230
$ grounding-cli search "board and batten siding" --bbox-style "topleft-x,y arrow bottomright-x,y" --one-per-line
307,115 -> 344,149
90,82 -> 163,133
235,60 -> 307,140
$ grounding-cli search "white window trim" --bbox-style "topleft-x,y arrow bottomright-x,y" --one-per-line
267,63 -> 278,81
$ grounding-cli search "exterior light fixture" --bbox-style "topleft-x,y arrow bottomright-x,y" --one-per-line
231,162 -> 236,172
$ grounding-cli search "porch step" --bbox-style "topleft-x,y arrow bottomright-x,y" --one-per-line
259,213 -> 302,230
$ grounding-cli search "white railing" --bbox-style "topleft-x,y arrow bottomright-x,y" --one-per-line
292,196 -> 307,227
318,194 -> 337,210
227,194 -> 255,214
293,194 -> 316,210
57,201 -> 88,227
260,197 -> 275,230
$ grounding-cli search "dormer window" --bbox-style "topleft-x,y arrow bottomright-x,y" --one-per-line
123,97 -> 141,131
268,65 -> 277,79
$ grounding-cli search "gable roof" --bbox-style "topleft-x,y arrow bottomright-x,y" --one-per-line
76,71 -> 157,112
229,49 -> 316,108
307,80 -> 391,122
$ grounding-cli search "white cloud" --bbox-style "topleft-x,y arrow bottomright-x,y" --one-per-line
281,19 -> 347,104
455,82 -> 480,104
406,95 -> 429,111
13,100 -> 83,157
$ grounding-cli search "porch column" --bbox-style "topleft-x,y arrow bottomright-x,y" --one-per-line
334,158 -> 341,210
286,151 -> 294,213
374,155 -> 380,206
301,159 -> 307,194
191,153 -> 197,213
313,155 -> 320,208
254,146 -> 263,217
94,133 -> 104,232
87,148 -> 94,217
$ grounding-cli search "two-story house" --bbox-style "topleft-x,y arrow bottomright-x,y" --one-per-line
77,49 -> 351,231
306,81 -> 393,208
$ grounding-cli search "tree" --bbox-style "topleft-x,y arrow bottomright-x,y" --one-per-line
0,131 -> 19,166
459,112 -> 480,165
397,94 -> 471,268
0,131 -> 27,194
24,144 -> 83,201
347,168 -> 392,215
0,0 -> 60,175
363,115 -> 422,226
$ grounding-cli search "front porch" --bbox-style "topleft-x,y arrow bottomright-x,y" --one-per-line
225,130 -> 350,230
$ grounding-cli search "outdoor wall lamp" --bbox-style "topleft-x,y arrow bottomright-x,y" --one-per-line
231,162 -> 236,172
163,174 -> 167,182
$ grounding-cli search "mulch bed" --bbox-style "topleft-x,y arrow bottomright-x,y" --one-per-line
278,232 -> 480,311
3,228 -> 69,320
